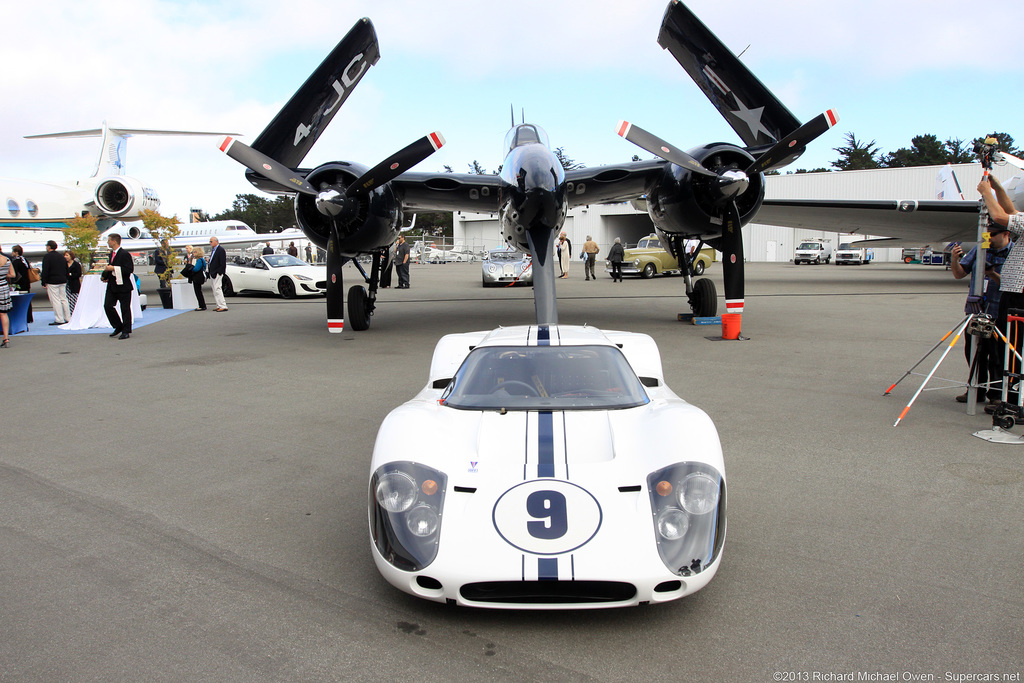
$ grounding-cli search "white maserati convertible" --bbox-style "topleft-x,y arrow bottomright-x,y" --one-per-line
222,254 -> 326,298
368,324 -> 726,609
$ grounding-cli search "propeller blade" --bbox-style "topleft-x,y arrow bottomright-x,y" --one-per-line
616,121 -> 718,178
220,136 -> 317,195
744,109 -> 839,175
345,132 -> 446,197
719,200 -> 745,340
326,235 -> 345,334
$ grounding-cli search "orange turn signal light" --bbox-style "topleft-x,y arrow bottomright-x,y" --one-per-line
422,479 -> 438,496
656,480 -> 673,497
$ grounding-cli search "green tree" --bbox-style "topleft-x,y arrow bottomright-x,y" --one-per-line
554,147 -> 584,171
882,134 -> 950,167
831,133 -> 881,170
139,210 -> 181,287
213,194 -> 296,233
62,214 -> 100,264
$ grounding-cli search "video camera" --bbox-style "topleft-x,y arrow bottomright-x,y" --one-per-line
975,135 -> 999,170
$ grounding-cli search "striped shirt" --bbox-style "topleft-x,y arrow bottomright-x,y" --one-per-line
998,213 -> 1024,293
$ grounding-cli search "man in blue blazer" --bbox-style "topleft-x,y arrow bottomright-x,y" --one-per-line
208,236 -> 228,312
103,233 -> 134,339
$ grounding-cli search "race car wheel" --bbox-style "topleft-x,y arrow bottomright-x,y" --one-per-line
641,263 -> 656,279
690,277 -> 718,317
692,261 -> 705,276
221,275 -> 235,297
347,285 -> 371,331
278,277 -> 296,299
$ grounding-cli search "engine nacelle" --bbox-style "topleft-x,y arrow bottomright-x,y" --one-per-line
93,176 -> 160,218
645,143 -> 764,240
293,162 -> 402,255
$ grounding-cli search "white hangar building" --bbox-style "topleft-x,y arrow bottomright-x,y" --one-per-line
453,162 -> 1018,263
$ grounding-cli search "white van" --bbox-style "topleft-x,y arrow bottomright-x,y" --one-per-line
794,239 -> 833,265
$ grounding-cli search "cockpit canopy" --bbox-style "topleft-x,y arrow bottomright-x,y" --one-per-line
503,124 -> 550,156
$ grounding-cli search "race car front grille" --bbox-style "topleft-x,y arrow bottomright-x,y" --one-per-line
460,581 -> 637,604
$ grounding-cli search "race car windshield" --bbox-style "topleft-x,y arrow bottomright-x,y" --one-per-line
264,254 -> 308,268
441,345 -> 649,411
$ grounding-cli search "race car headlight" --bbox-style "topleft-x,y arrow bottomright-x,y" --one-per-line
294,274 -> 313,281
648,463 -> 725,577
375,471 -> 417,513
369,462 -> 447,571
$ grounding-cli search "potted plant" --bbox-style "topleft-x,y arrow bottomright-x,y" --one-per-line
140,210 -> 181,308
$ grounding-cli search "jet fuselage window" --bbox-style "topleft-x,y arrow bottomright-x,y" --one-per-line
7,199 -> 19,217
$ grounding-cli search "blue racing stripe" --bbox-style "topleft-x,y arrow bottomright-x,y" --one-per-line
537,411 -> 554,478
538,557 -> 558,581
537,325 -> 550,346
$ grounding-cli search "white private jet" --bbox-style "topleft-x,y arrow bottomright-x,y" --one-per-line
0,121 -> 234,232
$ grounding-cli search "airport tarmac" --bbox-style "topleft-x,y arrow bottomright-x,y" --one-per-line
2,261 -> 1021,682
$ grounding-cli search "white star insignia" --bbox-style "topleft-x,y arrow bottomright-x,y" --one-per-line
731,99 -> 774,143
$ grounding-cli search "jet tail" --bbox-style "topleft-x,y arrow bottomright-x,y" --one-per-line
658,1 -> 801,153
25,122 -> 237,178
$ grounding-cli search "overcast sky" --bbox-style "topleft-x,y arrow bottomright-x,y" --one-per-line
1,0 -> 1021,223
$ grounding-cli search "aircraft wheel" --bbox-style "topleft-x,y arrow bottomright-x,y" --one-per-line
692,261 -> 705,276
278,277 -> 296,299
690,277 -> 718,317
641,263 -> 656,279
222,275 -> 236,297
348,285 -> 371,331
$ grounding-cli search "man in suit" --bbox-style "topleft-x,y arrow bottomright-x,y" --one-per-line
103,233 -> 134,339
41,239 -> 71,324
208,236 -> 228,312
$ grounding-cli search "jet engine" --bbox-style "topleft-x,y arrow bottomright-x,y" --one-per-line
293,162 -> 402,255
645,143 -> 764,239
93,176 -> 160,218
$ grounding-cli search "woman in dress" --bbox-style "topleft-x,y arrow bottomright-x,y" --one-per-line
189,246 -> 207,311
64,250 -> 83,314
0,251 -> 13,347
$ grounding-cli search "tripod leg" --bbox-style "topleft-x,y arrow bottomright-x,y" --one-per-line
885,314 -> 972,395
894,316 -> 973,426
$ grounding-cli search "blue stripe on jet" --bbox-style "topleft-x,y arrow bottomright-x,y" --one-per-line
538,557 -> 558,581
537,325 -> 550,346
537,411 -> 554,478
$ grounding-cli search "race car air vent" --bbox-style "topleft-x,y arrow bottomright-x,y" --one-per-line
654,580 -> 682,593
460,581 -> 637,604
416,576 -> 442,590
432,378 -> 451,389
640,377 -> 660,387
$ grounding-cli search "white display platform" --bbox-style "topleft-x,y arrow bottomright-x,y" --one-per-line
170,279 -> 199,309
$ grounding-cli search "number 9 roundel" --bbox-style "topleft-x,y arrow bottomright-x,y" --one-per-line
492,480 -> 603,555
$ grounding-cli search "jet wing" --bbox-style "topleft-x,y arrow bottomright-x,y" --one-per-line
389,172 -> 506,213
564,161 -> 665,208
757,198 -> 984,244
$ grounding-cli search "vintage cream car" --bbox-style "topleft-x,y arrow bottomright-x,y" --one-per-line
609,234 -> 715,279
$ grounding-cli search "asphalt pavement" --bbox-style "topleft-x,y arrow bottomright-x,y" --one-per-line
2,260 -> 1021,682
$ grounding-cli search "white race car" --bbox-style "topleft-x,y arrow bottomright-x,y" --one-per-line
368,324 -> 726,609
222,254 -> 326,298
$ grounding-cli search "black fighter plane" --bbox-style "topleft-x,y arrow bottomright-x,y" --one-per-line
221,1 -> 840,339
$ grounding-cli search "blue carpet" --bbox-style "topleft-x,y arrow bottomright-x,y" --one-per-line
16,308 -> 189,336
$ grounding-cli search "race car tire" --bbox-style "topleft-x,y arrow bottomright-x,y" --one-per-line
279,277 -> 296,299
222,275 -> 236,297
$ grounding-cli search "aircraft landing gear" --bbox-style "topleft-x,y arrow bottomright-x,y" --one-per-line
347,249 -> 383,331
671,235 -> 718,318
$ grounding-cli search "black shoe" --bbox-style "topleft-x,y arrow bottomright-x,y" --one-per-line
118,332 -> 130,340
48,321 -> 62,326
109,330 -> 122,337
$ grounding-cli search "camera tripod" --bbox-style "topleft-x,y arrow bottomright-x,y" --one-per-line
886,312 -> 1010,426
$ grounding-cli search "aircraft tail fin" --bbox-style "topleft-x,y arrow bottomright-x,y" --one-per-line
250,18 -> 380,168
26,122 -> 237,178
657,1 -> 801,149
935,164 -> 965,201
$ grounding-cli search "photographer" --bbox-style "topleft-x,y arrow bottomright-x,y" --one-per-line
978,174 -> 1024,407
951,228 -> 1012,406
